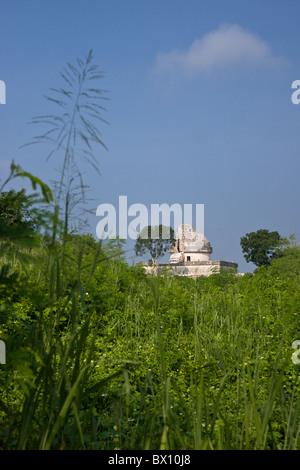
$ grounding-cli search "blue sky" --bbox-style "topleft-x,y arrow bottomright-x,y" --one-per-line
0,0 -> 300,272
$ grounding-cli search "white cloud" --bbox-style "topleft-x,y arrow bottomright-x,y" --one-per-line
152,24 -> 286,78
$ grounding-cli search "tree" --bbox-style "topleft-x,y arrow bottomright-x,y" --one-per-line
240,229 -> 284,267
0,189 -> 40,267
0,162 -> 53,268
0,189 -> 37,228
134,225 -> 175,265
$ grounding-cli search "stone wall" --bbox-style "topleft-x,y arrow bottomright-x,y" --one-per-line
143,260 -> 238,277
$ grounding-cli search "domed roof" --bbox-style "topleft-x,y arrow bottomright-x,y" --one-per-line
175,224 -> 212,253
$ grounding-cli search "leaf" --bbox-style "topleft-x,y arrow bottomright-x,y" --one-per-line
8,161 -> 53,203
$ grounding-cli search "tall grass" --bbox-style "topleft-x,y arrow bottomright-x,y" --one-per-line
1,247 -> 300,450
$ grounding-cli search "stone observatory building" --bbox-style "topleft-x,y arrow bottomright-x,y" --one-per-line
144,224 -> 238,277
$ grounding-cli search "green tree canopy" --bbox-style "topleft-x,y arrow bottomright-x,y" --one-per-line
269,237 -> 300,277
0,189 -> 37,230
240,229 -> 284,267
0,189 -> 40,280
134,225 -> 175,265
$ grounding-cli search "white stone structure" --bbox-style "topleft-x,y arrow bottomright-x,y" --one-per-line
169,224 -> 212,264
143,224 -> 238,277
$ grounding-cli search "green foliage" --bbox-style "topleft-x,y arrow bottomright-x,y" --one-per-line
1,221 -> 300,449
0,189 -> 37,229
0,166 -> 54,283
240,229 -> 284,267
0,189 -> 38,263
135,225 -> 175,265
270,244 -> 300,278
0,173 -> 299,450
0,160 -> 53,203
